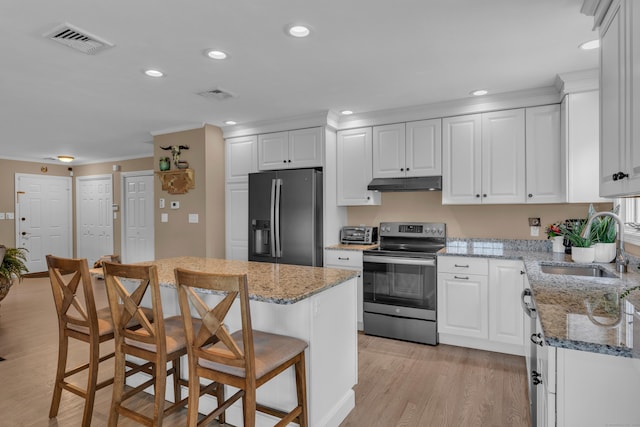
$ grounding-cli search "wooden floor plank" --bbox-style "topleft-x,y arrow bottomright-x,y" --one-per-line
0,277 -> 530,426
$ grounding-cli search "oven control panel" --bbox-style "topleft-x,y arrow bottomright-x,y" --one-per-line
379,222 -> 445,237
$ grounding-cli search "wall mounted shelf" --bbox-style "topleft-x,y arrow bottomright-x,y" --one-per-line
155,169 -> 195,194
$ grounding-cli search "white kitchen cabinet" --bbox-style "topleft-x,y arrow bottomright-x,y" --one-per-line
325,249 -> 364,330
599,0 -> 640,197
225,182 -> 249,260
442,110 -> 525,204
258,127 -> 323,170
225,135 -> 258,183
535,342 -> 640,426
438,256 -> 525,355
562,90 -> 610,203
437,256 -> 489,339
336,127 -> 381,206
488,259 -> 524,346
372,119 -> 441,178
525,104 -> 565,203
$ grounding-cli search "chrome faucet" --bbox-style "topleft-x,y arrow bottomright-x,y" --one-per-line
581,212 -> 628,273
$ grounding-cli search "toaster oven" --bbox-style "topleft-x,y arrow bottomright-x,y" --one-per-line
340,226 -> 378,245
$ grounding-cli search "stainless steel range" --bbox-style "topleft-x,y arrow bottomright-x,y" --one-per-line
362,222 -> 446,345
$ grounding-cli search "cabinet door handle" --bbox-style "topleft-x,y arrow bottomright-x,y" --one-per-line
528,194 -> 533,198
400,168 -> 404,171
532,371 -> 542,385
338,257 -> 350,261
483,194 -> 487,198
453,275 -> 469,280
454,264 -> 469,268
475,194 -> 480,198
530,333 -> 544,346
406,167 -> 410,171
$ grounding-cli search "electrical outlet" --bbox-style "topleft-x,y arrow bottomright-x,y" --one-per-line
6,212 -> 14,220
528,217 -> 541,226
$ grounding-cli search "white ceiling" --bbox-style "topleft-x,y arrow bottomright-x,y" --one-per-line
0,0 -> 598,165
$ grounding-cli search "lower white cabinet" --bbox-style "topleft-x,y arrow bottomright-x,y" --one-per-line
437,256 -> 524,355
535,343 -> 640,427
325,249 -> 364,330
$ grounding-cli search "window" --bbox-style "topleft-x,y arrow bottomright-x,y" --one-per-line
621,197 -> 640,246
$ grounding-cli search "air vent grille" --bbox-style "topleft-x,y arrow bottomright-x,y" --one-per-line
44,23 -> 114,55
198,88 -> 234,101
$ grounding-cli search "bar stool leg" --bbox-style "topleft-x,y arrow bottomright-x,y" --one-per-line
82,340 -> 100,427
49,332 -> 68,418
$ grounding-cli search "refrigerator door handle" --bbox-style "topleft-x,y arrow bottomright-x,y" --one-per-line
274,178 -> 282,257
269,179 -> 277,258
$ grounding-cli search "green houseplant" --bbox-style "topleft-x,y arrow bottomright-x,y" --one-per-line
0,246 -> 28,303
589,204 -> 619,263
560,219 -> 595,263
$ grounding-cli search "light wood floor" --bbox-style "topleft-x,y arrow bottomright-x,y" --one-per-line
0,277 -> 530,426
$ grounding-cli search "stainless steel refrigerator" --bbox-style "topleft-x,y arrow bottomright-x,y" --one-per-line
249,168 -> 323,266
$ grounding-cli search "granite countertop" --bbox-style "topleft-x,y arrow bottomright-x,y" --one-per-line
326,243 -> 379,251
96,256 -> 358,305
439,239 -> 640,358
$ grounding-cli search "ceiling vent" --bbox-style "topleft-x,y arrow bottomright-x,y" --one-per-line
43,23 -> 114,55
198,88 -> 234,101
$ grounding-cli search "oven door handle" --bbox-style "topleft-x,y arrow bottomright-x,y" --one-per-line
363,255 -> 436,266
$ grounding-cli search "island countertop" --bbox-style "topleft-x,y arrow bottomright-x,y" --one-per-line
131,256 -> 359,305
439,239 -> 640,358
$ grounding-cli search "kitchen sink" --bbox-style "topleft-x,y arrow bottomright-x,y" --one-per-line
540,264 -> 618,278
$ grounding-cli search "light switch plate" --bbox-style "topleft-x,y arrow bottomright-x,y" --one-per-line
188,214 -> 199,224
0,213 -> 5,220
161,213 -> 168,223
159,198 -> 165,209
530,226 -> 540,237
6,212 -> 14,220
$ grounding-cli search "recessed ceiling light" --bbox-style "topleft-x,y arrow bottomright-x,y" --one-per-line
57,155 -> 74,163
286,24 -> 311,38
224,120 -> 237,125
341,110 -> 354,115
579,39 -> 600,50
206,50 -> 228,60
144,69 -> 164,78
471,89 -> 488,96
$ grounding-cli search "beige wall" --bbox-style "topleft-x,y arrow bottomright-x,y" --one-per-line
153,125 -> 225,259
347,192 -> 614,240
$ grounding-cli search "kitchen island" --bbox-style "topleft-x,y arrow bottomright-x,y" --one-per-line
120,257 -> 359,427
440,239 -> 640,426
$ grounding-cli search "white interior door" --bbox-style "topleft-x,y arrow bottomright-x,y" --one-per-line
15,173 -> 72,273
121,171 -> 154,263
76,175 -> 114,267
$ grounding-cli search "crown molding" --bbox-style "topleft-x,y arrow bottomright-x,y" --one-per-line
222,111 -> 335,138
149,123 -> 206,137
555,69 -> 599,95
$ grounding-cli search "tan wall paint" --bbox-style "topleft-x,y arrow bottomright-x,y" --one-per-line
153,125 -> 225,259
347,192 -> 614,240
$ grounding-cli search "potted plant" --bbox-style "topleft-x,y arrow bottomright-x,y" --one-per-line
546,222 -> 565,253
0,246 -> 28,303
590,204 -> 619,263
560,220 -> 595,263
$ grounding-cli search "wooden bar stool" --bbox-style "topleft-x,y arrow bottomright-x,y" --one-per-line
175,268 -> 309,427
102,262 -> 222,426
47,255 -> 149,427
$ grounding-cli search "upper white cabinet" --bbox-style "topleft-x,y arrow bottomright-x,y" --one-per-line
599,0 -> 640,197
442,109 -> 526,204
372,119 -> 442,178
525,104 -> 565,203
563,90 -> 609,202
225,135 -> 258,183
258,127 -> 323,170
336,128 -> 381,206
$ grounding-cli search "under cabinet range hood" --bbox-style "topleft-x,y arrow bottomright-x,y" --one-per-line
367,176 -> 442,192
